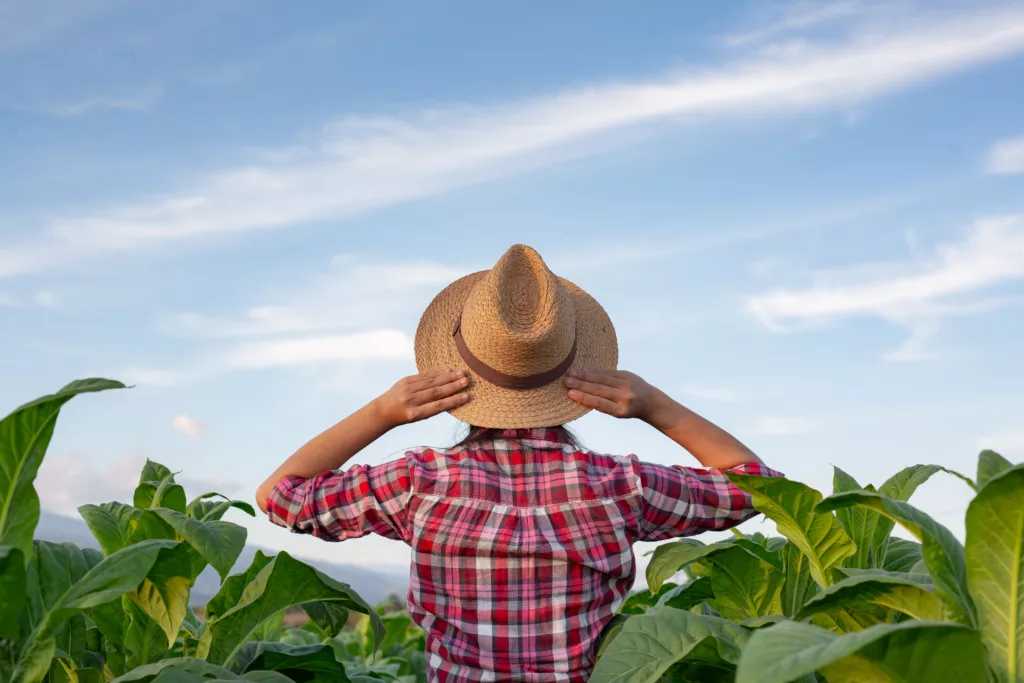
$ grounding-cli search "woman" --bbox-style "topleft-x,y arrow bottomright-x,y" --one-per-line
256,244 -> 780,683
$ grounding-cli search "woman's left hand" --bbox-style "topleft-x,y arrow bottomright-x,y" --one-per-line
373,370 -> 470,428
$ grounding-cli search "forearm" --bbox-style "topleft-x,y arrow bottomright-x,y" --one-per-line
642,388 -> 762,470
256,399 -> 392,513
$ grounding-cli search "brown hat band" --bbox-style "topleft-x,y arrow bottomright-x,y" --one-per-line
452,314 -> 578,391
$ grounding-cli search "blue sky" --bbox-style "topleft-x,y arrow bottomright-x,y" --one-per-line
2,0 -> 1023,579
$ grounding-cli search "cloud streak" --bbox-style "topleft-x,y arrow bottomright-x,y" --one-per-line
3,5 -> 1024,278
747,214 -> 1024,358
222,330 -> 413,369
985,134 -> 1024,175
172,414 -> 206,438
44,86 -> 162,117
161,258 -> 469,339
721,1 -> 869,47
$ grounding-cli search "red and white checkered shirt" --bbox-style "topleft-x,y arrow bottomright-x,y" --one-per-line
266,428 -> 780,682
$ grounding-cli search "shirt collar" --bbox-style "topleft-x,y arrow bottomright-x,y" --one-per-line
491,428 -> 575,446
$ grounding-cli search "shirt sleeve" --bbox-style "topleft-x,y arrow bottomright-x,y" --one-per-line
265,457 -> 412,543
636,460 -> 783,542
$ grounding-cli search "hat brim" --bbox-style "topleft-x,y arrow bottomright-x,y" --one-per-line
414,270 -> 618,429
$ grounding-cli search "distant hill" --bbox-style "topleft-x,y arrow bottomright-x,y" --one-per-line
35,510 -> 409,606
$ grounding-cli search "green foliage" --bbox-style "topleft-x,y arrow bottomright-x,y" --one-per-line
3,379 -> 1022,683
0,379 -> 397,683
600,449 -> 1023,682
965,464 -> 1024,682
197,551 -> 384,668
589,608 -> 749,683
736,620 -> 986,683
0,379 -> 125,559
727,474 -> 856,587
818,489 -> 976,624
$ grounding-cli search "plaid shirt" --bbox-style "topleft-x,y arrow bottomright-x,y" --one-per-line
266,428 -> 781,683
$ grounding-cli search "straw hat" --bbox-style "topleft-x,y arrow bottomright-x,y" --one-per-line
414,244 -> 618,428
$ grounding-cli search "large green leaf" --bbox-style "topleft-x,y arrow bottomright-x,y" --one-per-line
819,490 -> 975,625
13,539 -> 178,683
186,493 -> 256,522
230,642 -> 351,679
300,602 -> 350,639
134,462 -> 185,513
645,539 -> 705,593
139,460 -> 173,485
78,502 -> 139,556
730,537 -> 785,571
736,620 -> 986,683
656,577 -> 715,612
358,611 -> 413,662
87,599 -> 127,650
111,658 -> 238,682
868,465 -> 941,569
197,551 -> 384,668
831,468 -> 876,570
883,538 -> 924,574
589,608 -> 749,683
149,475 -> 187,515
123,601 -> 168,670
706,545 -> 783,621
0,379 -> 125,559
728,474 -> 855,587
780,542 -> 818,618
146,508 -> 246,581
797,569 -> 947,622
128,542 -> 192,647
204,551 -> 275,623
965,464 -> 1024,683
809,606 -> 886,635
977,450 -> 1014,490
24,541 -> 93,666
595,614 -> 631,660
0,545 -> 26,638
620,583 -> 678,615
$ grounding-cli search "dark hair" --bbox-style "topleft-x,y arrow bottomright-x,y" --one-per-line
453,424 -> 583,449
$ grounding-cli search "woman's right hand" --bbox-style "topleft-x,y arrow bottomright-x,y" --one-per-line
374,370 -> 470,428
564,369 -> 658,420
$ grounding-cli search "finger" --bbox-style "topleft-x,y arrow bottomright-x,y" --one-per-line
563,376 -> 620,400
411,392 -> 469,420
568,368 -> 627,388
567,389 -> 621,416
407,369 -> 466,389
410,376 -> 470,405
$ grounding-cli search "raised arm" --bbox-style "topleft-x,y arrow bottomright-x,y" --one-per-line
565,369 -> 761,470
255,370 -> 468,513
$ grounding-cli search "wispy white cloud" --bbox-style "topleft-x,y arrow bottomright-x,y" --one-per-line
721,1 -> 870,47
753,416 -> 813,436
0,288 -> 60,308
161,258 -> 469,339
984,134 -> 1024,175
171,414 -> 206,438
43,85 -> 162,117
882,321 -> 940,363
222,330 -> 413,369
4,5 -> 1024,278
747,215 -> 1024,358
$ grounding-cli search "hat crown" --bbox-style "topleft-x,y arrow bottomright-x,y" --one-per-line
459,244 -> 576,377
